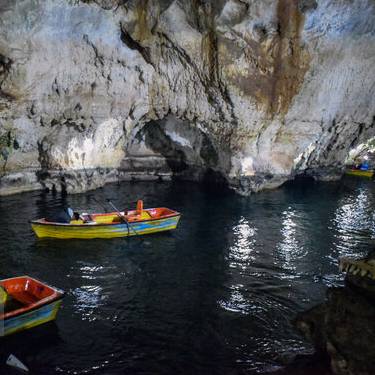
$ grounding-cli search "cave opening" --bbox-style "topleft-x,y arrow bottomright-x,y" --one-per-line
345,137 -> 375,169
124,115 -> 229,190
288,174 -> 316,186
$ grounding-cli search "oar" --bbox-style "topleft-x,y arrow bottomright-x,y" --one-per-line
106,199 -> 140,237
90,196 -> 108,213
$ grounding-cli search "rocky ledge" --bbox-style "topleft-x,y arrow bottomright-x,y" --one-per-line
295,251 -> 375,375
0,0 -> 374,195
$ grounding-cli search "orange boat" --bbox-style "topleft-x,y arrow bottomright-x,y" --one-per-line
0,276 -> 64,336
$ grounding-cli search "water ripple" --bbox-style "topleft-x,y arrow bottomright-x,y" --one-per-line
0,179 -> 374,373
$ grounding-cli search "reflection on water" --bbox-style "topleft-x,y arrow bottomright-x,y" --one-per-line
229,217 -> 257,266
332,188 -> 375,257
218,284 -> 249,314
0,178 -> 374,374
277,208 -> 306,271
72,285 -> 105,321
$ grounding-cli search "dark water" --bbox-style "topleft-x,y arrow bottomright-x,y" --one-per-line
0,178 -> 374,374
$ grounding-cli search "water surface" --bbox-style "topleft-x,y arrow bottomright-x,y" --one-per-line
0,178 -> 374,374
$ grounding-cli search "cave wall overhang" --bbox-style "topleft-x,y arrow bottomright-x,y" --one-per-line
0,0 -> 374,195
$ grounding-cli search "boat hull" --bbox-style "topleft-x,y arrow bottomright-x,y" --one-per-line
346,169 -> 374,178
1,276 -> 64,337
31,215 -> 181,239
1,299 -> 62,336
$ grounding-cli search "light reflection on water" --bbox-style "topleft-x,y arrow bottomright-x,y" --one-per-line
276,208 -> 307,271
72,285 -> 105,321
331,188 -> 375,257
229,217 -> 257,266
0,178 -> 374,374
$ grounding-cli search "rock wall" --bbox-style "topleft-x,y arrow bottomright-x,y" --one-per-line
0,0 -> 374,195
295,284 -> 375,375
296,252 -> 375,375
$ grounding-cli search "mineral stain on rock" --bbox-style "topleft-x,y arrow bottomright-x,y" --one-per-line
226,0 -> 310,117
134,0 -> 153,42
271,0 -> 310,115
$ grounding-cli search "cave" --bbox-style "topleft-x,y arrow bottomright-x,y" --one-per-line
122,115 -> 226,187
1,1 -> 375,373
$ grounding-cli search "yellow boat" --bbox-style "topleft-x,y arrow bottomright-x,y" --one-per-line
31,201 -> 181,239
345,169 -> 374,178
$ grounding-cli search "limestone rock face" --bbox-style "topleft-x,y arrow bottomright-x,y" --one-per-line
0,0 -> 374,195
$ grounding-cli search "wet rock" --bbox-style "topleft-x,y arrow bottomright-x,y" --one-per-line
0,0 -> 374,195
295,281 -> 375,374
